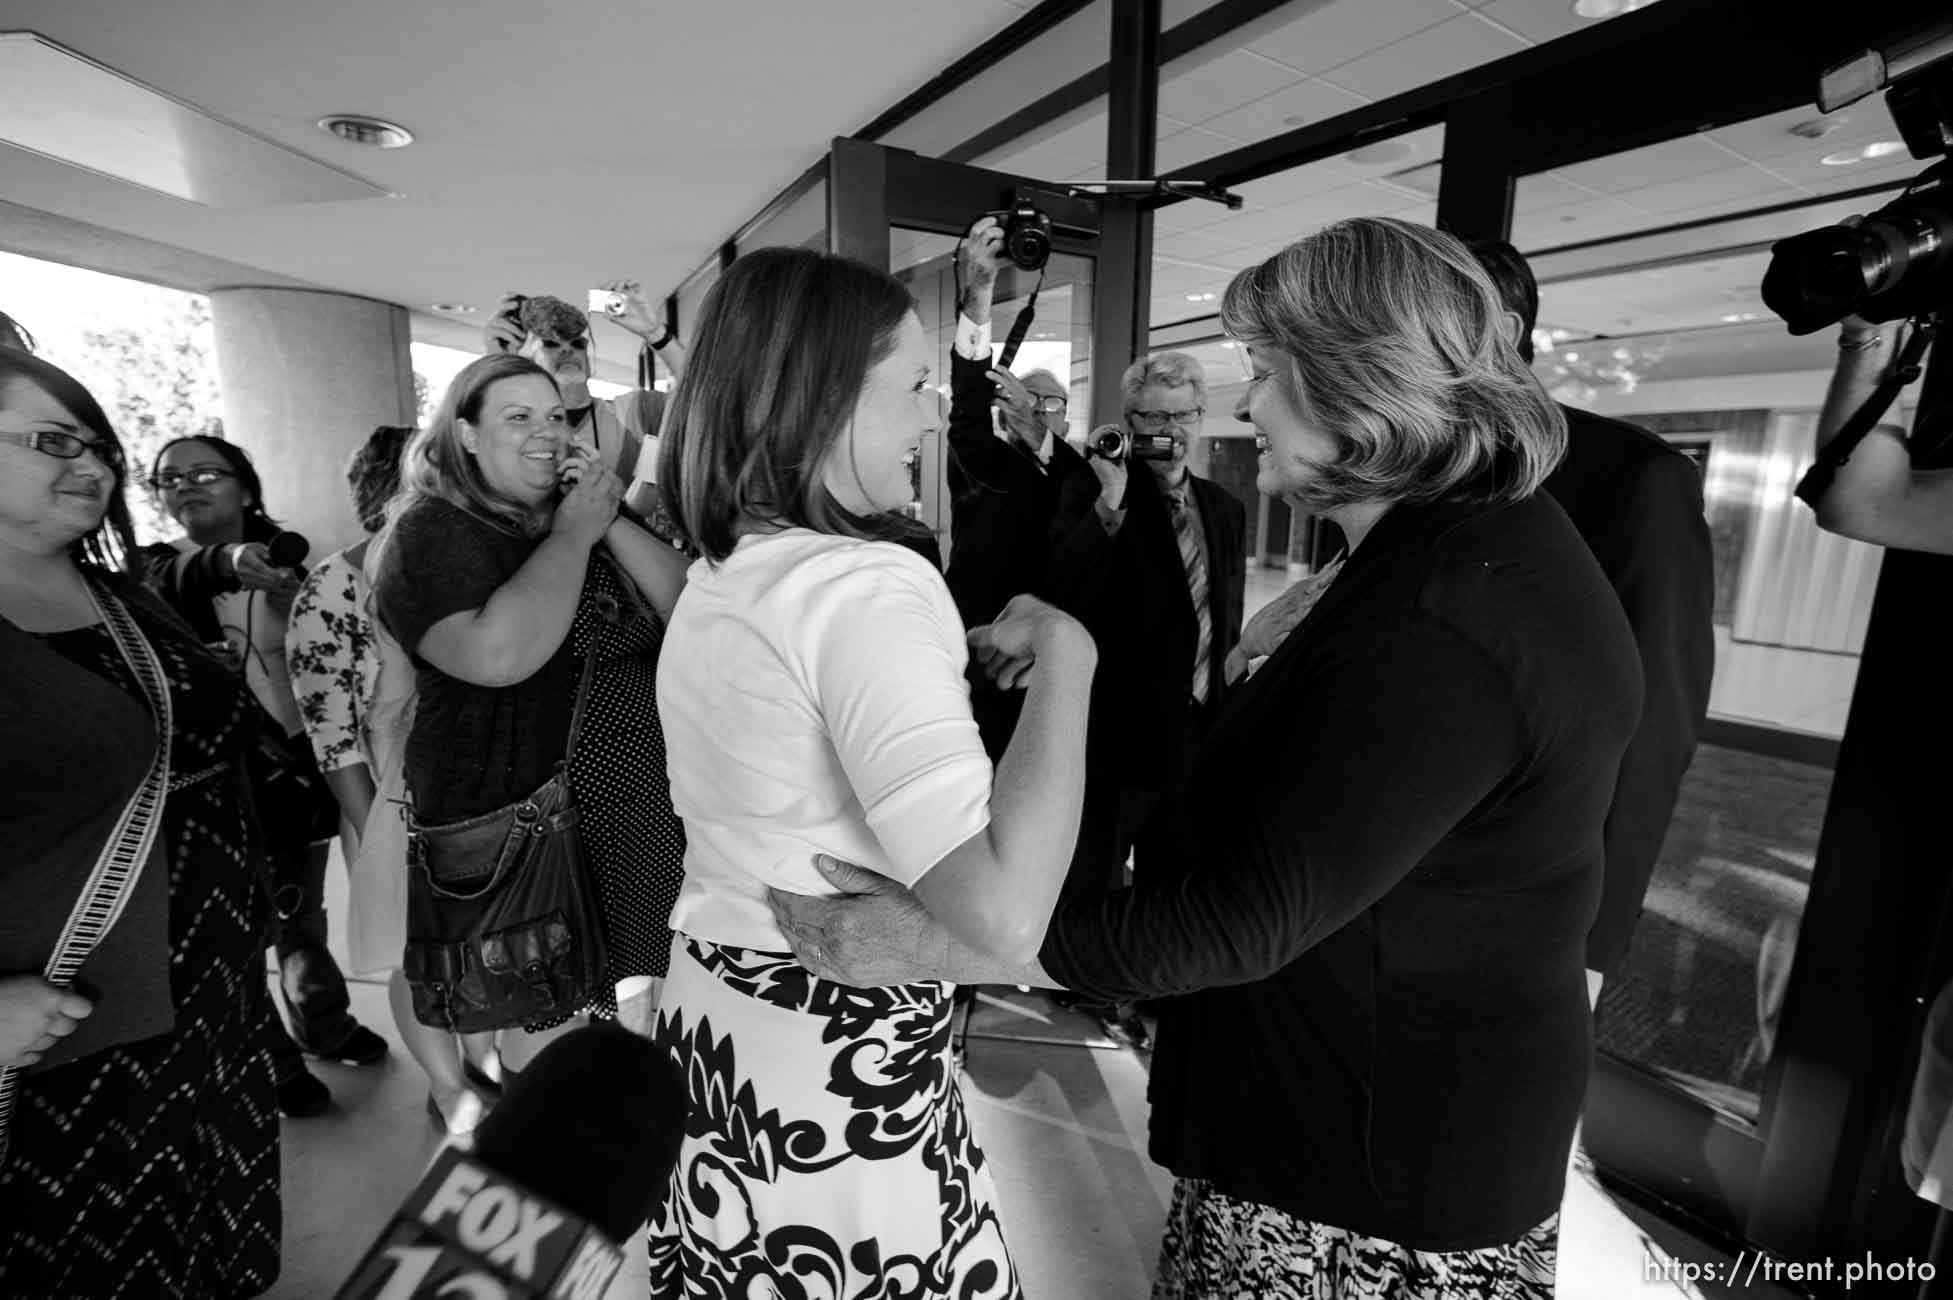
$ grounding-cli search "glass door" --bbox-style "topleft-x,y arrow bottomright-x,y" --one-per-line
826,138 -> 1112,565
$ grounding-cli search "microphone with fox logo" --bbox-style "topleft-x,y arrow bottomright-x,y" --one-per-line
333,1024 -> 685,1299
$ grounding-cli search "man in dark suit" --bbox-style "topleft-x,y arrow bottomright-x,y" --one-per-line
1057,351 -> 1248,904
942,218 -> 1103,759
1469,239 -> 1716,999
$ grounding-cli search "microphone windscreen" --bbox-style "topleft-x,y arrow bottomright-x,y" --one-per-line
266,530 -> 310,569
470,1023 -> 685,1243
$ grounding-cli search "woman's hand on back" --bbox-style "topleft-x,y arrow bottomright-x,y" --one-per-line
0,975 -> 93,1070
968,594 -> 1096,691
551,445 -> 624,551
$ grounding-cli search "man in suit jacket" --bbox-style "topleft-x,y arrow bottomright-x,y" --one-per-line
942,218 -> 1106,758
1470,240 -> 1716,996
1058,351 -> 1248,906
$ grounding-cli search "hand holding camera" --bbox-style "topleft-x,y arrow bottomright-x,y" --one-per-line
958,219 -> 1006,310
590,280 -> 665,342
552,443 -> 623,550
486,292 -> 529,354
1084,426 -> 1130,510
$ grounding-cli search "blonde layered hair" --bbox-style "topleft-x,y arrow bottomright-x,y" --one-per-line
1221,217 -> 1564,509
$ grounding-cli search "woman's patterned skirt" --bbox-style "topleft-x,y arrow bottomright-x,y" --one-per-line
647,934 -> 1022,1300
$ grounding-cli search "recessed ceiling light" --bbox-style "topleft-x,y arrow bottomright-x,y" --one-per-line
1719,312 -> 1762,323
1219,341 -> 1238,349
432,303 -> 476,314
1822,140 -> 1907,166
317,114 -> 413,148
1863,140 -> 1907,159
1185,291 -> 1217,302
1282,114 -> 1308,127
1821,149 -> 1863,166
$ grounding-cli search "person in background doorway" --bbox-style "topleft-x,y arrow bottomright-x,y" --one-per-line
1468,239 -> 1716,1000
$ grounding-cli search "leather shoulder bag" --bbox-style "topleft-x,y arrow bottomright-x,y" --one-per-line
401,624 -> 609,1033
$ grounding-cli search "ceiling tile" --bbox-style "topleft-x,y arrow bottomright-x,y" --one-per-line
1198,76 -> 1372,143
1514,172 -> 1602,212
1315,13 -> 1529,102
1155,227 -> 1250,260
1157,126 -> 1244,174
1472,0 -> 1600,45
1554,134 -> 1737,194
1158,48 -> 1304,127
1277,180 -> 1428,228
1248,0 -> 1461,76
980,141 -> 1096,183
1232,158 -> 1363,208
1621,164 -> 1803,218
1511,195 -> 1656,249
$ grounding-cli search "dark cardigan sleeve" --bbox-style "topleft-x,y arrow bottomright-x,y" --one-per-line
1041,610 -> 1528,1001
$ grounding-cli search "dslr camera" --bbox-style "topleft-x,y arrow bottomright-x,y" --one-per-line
983,200 -> 1055,273
1762,49 -> 1953,333
1087,424 -> 1179,463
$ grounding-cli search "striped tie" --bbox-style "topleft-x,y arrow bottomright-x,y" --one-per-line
1169,486 -> 1213,704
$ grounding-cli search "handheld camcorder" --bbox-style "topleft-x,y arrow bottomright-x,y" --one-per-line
1762,50 -> 1953,333
984,200 -> 1055,273
1087,424 -> 1179,463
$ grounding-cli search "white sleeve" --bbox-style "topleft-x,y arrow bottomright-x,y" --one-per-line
954,313 -> 993,363
800,549 -> 992,885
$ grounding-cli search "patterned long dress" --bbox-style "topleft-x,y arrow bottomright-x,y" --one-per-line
0,602 -> 282,1298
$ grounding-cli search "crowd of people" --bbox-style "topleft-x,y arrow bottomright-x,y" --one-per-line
8,201 -> 1914,1298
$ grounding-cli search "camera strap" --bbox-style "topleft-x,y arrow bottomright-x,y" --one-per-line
1795,314 -> 1939,507
996,266 -> 1046,372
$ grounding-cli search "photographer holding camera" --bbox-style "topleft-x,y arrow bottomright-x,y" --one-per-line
484,281 -> 684,530
1763,54 -> 1953,553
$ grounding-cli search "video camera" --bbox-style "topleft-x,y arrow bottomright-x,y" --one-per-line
1087,424 -> 1179,464
1762,44 -> 1953,333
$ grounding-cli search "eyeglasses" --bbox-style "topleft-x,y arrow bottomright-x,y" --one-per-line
149,466 -> 237,491
1131,408 -> 1204,428
1032,396 -> 1068,414
1,428 -> 124,475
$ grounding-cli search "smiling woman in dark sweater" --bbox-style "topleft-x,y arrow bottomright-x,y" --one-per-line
770,217 -> 1642,1297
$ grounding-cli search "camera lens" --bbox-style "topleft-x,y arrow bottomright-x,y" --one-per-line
1007,226 -> 1051,272
1088,428 -> 1127,460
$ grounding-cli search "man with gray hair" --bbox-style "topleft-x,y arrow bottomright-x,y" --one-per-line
1067,350 -> 1247,877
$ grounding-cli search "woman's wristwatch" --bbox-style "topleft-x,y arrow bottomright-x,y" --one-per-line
642,321 -> 675,351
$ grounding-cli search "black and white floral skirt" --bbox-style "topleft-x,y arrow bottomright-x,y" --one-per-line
647,934 -> 1021,1300
1154,1178 -> 1557,1300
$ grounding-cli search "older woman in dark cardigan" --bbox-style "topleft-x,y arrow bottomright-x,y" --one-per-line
770,217 -> 1641,1297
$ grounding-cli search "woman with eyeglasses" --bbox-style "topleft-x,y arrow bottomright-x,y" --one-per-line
0,350 -> 281,1297
143,434 -> 388,1118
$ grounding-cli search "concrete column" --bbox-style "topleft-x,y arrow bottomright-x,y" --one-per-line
207,288 -> 416,558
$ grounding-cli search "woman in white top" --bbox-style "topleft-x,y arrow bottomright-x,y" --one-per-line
649,246 -> 1097,1299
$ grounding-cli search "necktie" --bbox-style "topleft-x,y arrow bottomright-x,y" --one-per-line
1169,486 -> 1213,704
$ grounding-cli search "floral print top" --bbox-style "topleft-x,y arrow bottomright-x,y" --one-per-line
286,547 -> 379,773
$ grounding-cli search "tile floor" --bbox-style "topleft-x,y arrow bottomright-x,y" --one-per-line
267,564 -> 1804,1298
265,971 -> 1783,1299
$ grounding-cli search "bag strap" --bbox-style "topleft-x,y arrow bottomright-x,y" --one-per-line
562,597 -> 604,763
0,579 -> 174,1164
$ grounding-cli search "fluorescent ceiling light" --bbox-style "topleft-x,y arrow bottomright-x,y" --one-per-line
0,31 -> 389,206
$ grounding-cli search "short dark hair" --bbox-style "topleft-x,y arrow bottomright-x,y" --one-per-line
1465,239 -> 1538,363
348,425 -> 414,534
150,434 -> 282,542
657,246 -> 925,564
0,350 -> 138,572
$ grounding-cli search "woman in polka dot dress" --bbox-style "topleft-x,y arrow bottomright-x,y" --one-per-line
372,354 -> 690,1064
